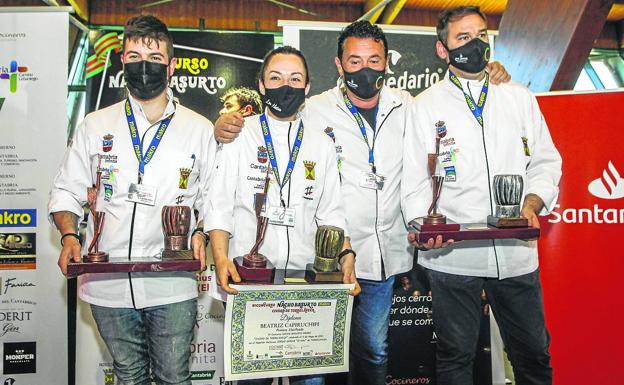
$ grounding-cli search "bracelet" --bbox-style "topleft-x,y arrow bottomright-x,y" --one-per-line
337,248 -> 356,265
60,233 -> 81,247
192,227 -> 209,245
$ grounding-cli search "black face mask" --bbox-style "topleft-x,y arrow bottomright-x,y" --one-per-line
124,60 -> 169,100
446,38 -> 490,74
262,85 -> 306,118
343,67 -> 385,99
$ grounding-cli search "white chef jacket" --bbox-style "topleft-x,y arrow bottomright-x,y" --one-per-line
48,89 -> 217,308
402,72 -> 562,279
205,113 -> 345,271
303,85 -> 414,280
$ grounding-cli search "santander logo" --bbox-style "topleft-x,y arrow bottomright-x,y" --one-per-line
588,161 -> 624,199
549,160 -> 624,224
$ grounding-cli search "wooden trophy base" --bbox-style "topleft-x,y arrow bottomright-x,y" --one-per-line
487,215 -> 529,228
234,256 -> 276,283
304,263 -> 343,283
67,257 -> 200,278
409,218 -> 540,243
412,217 -> 461,232
83,252 -> 109,263
161,249 -> 194,260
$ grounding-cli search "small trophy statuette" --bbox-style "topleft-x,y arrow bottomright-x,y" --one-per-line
234,166 -> 276,282
84,156 -> 109,263
487,175 -> 529,228
305,225 -> 345,283
162,205 -> 194,259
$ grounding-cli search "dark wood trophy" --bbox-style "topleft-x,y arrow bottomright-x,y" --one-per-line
305,225 -> 345,282
161,205 -> 194,260
234,166 -> 275,282
84,156 -> 109,262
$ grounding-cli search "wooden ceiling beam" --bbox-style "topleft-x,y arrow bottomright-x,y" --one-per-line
495,0 -> 615,92
380,0 -> 408,24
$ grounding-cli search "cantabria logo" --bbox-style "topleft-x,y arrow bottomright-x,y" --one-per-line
549,161 -> 623,224
588,161 -> 624,199
0,61 -> 28,93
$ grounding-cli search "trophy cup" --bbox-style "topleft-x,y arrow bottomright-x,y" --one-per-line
305,225 -> 345,282
84,156 -> 109,263
487,175 -> 529,228
234,167 -> 276,282
161,205 -> 194,259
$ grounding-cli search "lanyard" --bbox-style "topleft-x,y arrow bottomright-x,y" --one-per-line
342,92 -> 378,173
125,99 -> 173,182
259,113 -> 304,202
448,70 -> 489,127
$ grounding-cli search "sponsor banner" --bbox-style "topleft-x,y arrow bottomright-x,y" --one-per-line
0,9 -> 69,384
0,233 -> 36,270
537,90 -> 624,385
388,265 -> 491,385
281,21 -> 495,97
86,30 -> 274,121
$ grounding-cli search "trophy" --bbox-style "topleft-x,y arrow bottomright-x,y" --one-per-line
305,225 -> 345,282
234,166 -> 275,282
161,205 -> 194,259
410,132 -> 460,234
487,175 -> 529,228
84,156 -> 109,263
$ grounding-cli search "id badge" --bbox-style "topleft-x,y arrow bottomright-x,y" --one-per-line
267,206 -> 296,227
360,171 -> 385,190
126,183 -> 157,206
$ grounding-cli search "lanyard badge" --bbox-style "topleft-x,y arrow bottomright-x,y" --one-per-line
448,71 -> 489,127
342,92 -> 385,191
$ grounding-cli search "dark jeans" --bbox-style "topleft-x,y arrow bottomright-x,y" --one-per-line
348,276 -> 395,385
91,299 -> 197,385
426,269 -> 552,385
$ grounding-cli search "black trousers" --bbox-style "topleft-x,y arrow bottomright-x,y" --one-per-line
426,268 -> 552,385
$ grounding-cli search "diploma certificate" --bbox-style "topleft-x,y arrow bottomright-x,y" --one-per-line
224,284 -> 354,381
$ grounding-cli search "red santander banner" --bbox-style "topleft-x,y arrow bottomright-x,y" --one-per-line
537,90 -> 624,385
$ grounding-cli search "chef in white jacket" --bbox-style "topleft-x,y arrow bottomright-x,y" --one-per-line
402,7 -> 561,385
205,46 -> 359,291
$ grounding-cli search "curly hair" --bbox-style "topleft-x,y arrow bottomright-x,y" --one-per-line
220,87 -> 263,115
337,20 -> 388,60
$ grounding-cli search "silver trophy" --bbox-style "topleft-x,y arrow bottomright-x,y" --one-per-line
487,175 -> 529,228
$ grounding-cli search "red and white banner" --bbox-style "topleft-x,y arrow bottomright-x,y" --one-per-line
537,90 -> 624,385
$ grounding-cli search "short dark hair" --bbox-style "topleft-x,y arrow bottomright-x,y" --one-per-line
437,6 -> 488,46
337,20 -> 388,60
123,15 -> 174,61
221,87 -> 263,114
259,45 -> 310,85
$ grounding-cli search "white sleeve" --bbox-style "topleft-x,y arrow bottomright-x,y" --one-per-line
47,119 -> 93,223
194,119 -> 218,223
315,135 -> 347,236
524,92 -> 562,215
203,137 -> 240,234
401,98 -> 436,223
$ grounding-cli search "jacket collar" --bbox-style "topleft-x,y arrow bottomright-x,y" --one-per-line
330,83 -> 402,118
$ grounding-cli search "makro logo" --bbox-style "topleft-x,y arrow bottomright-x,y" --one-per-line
0,210 -> 36,227
0,61 -> 28,93
549,161 -> 623,224
588,161 -> 624,199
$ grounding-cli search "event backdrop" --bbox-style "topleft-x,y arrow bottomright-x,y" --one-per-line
537,90 -> 624,385
77,30 -> 274,385
0,9 -> 69,385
